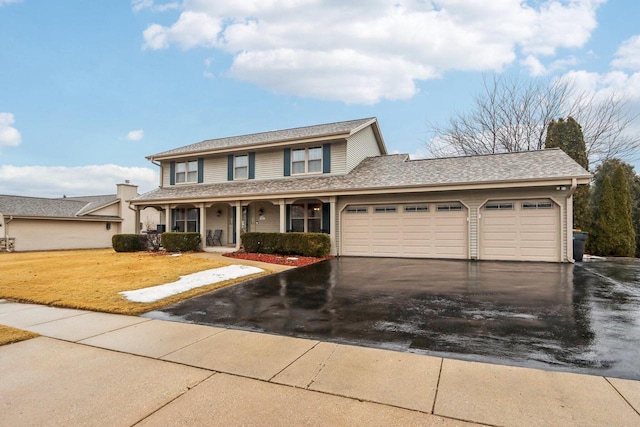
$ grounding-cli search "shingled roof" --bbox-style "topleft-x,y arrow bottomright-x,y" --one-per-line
148,117 -> 380,159
0,194 -> 121,219
133,149 -> 591,203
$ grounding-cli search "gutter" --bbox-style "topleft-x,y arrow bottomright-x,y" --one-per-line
3,215 -> 13,251
151,159 -> 163,187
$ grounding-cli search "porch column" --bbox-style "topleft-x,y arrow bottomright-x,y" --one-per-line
279,199 -> 286,233
164,205 -> 171,232
566,193 -> 574,262
199,203 -> 206,249
134,206 -> 141,234
329,196 -> 337,256
235,201 -> 242,250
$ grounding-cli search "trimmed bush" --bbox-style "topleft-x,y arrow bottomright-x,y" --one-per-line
161,232 -> 202,252
241,232 -> 330,258
112,234 -> 146,252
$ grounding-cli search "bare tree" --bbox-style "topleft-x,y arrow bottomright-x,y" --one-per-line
427,74 -> 640,168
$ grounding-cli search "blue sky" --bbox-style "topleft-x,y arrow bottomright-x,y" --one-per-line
1,0 -> 639,197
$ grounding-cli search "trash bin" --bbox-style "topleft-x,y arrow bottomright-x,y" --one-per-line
156,224 -> 166,233
573,231 -> 588,262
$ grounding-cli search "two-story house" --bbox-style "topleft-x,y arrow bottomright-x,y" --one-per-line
131,117 -> 591,262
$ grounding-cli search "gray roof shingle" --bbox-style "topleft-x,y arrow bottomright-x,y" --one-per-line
0,194 -> 121,219
133,149 -> 591,203
149,117 -> 377,158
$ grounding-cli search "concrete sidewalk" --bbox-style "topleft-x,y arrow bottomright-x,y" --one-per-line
1,301 -> 639,426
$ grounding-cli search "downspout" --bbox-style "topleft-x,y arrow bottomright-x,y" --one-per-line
151,159 -> 163,188
4,215 -> 13,251
567,178 -> 578,263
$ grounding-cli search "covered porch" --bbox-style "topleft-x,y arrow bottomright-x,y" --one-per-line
133,196 -> 337,254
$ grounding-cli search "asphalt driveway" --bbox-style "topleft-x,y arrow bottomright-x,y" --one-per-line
146,257 -> 640,380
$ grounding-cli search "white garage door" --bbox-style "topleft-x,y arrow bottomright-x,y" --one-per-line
341,203 -> 468,259
480,200 -> 560,262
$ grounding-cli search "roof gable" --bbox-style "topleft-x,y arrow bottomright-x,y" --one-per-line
0,194 -> 120,219
148,117 -> 385,159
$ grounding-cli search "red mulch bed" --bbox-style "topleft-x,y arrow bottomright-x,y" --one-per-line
223,251 -> 330,267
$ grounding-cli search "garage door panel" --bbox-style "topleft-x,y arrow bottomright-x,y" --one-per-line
480,201 -> 559,262
520,232 -> 556,242
342,204 -> 467,259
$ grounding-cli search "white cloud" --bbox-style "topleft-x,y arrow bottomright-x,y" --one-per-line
0,165 -> 158,198
139,0 -> 605,104
0,112 -> 22,150
132,0 -> 179,13
612,35 -> 640,71
0,0 -> 22,6
521,55 -> 547,77
560,69 -> 640,102
126,129 -> 144,141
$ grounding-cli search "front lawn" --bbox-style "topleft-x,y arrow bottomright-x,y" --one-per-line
0,325 -> 39,346
0,249 -> 268,316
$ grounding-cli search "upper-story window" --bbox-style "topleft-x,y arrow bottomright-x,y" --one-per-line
234,155 -> 248,180
176,160 -> 198,184
292,147 -> 322,175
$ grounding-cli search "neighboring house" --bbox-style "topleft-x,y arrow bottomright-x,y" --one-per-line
0,182 -> 159,252
131,118 -> 591,262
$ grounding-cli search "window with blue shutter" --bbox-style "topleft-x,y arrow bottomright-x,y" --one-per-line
248,152 -> 255,180
197,158 -> 204,183
283,148 -> 291,176
323,144 -> 331,174
322,203 -> 330,233
169,161 -> 175,185
227,155 -> 234,181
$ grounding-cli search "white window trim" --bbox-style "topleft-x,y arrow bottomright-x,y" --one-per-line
234,154 -> 248,180
175,160 -> 198,184
291,147 -> 323,175
290,202 -> 322,232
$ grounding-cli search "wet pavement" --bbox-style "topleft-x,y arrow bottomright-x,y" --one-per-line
146,257 -> 640,380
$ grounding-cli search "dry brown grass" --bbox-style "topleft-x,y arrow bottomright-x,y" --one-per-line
0,325 -> 39,346
0,249 -> 268,315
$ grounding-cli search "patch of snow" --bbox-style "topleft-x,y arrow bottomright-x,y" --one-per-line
119,265 -> 263,303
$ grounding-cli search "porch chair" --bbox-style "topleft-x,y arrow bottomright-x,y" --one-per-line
207,229 -> 223,246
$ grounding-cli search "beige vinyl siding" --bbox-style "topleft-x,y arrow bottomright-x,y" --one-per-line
255,150 -> 283,180
250,202 -> 280,233
204,156 -> 228,184
92,203 -> 119,216
345,126 -> 382,172
7,219 -> 117,252
205,205 -> 231,245
331,141 -> 347,175
162,161 -> 171,188
469,206 -> 479,259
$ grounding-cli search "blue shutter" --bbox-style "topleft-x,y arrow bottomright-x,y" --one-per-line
286,204 -> 291,232
322,203 -> 330,233
227,155 -> 234,181
169,161 -> 175,185
232,206 -> 237,243
248,152 -> 255,180
283,148 -> 291,176
323,144 -> 331,174
197,158 -> 204,183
